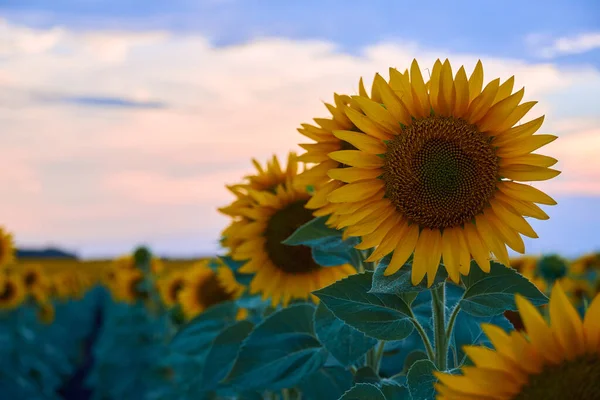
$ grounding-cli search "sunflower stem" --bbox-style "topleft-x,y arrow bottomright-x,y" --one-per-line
445,303 -> 461,344
408,311 -> 435,362
373,340 -> 386,374
432,282 -> 448,371
282,388 -> 291,400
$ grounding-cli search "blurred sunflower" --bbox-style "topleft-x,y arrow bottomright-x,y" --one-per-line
0,273 -> 26,310
435,283 -> 600,399
314,59 -> 558,286
297,79 -> 379,228
178,262 -> 245,320
509,256 -> 538,275
158,271 -> 186,308
219,153 -> 300,252
570,252 -> 600,277
0,227 -> 15,269
113,269 -> 146,304
225,168 -> 355,307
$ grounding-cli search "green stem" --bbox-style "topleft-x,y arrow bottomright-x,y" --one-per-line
408,310 -> 435,362
373,340 -> 386,374
282,388 -> 291,400
445,304 -> 461,341
349,365 -> 358,375
431,283 -> 448,371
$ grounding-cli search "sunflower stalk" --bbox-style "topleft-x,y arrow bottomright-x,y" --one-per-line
408,309 -> 435,362
373,340 -> 386,374
431,282 -> 448,371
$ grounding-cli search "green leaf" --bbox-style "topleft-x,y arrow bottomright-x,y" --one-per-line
199,320 -> 254,391
370,255 -> 448,294
298,367 -> 354,400
380,381 -> 411,400
282,216 -> 342,246
170,301 -> 238,355
339,383 -> 387,400
460,261 -> 548,317
402,350 -> 429,374
225,304 -> 328,391
314,303 -> 377,366
314,272 -> 415,341
406,359 -> 438,400
353,366 -> 380,385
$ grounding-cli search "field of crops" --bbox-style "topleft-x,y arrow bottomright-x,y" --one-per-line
2,57 -> 600,400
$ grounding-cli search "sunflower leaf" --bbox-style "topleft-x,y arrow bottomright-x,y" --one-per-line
339,383 -> 387,400
370,255 -> 448,294
460,260 -> 548,317
282,216 -> 342,247
406,359 -> 438,400
197,320 -> 254,392
314,272 -> 415,341
225,303 -> 328,391
298,366 -> 354,400
314,303 -> 377,366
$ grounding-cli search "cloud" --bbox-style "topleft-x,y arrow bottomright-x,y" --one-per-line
36,94 -> 168,109
527,31 -> 600,58
1,19 -> 600,257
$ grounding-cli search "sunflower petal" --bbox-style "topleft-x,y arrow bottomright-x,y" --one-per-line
328,150 -> 384,169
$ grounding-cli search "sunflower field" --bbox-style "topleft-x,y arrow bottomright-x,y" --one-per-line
2,59 -> 599,400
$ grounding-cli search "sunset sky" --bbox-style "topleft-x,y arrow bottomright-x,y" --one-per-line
1,0 -> 599,258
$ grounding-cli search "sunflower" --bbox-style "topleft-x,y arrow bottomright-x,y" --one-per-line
178,262 -> 245,320
20,264 -> 50,294
219,154 -> 300,252
0,272 -> 26,310
226,175 -> 356,307
509,256 -> 538,275
113,269 -> 146,304
435,283 -> 600,399
158,271 -> 186,308
315,59 -> 558,286
297,79 -> 379,228
0,227 -> 15,269
570,253 -> 600,277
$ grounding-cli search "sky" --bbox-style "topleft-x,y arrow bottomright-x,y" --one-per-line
1,0 -> 599,259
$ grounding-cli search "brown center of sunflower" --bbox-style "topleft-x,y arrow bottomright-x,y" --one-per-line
382,116 -> 499,229
0,281 -> 15,301
169,279 -> 184,301
512,354 -> 600,400
24,272 -> 37,288
264,200 -> 322,274
197,273 -> 234,309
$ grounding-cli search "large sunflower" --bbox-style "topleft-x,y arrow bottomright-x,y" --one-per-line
317,59 -> 558,286
0,272 -> 26,310
0,227 -> 15,269
178,262 -> 244,320
227,176 -> 355,307
220,153 -> 300,252
435,283 -> 600,399
297,79 -> 378,228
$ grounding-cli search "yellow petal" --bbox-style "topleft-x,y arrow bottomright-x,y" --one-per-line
429,59 -> 443,114
490,101 -> 537,133
438,59 -> 455,117
496,134 -> 558,158
464,222 -> 491,273
344,106 -> 394,141
410,59 -> 430,115
351,96 -> 402,134
496,181 -> 557,205
356,213 -> 400,250
327,167 -> 382,183
389,67 -> 422,118
489,199 -> 538,238
453,66 -> 470,117
475,214 -> 510,267
333,130 -> 387,154
384,224 -> 419,276
477,87 -> 525,132
465,78 -> 500,123
549,282 -> 586,359
500,164 -> 561,181
516,294 -> 564,364
328,150 -> 384,169
442,227 -> 462,283
468,60 -> 484,102
373,73 -> 412,125
499,154 -> 558,168
483,209 -> 525,254
366,222 -> 406,262
327,179 -> 384,203
306,180 -> 343,209
492,115 -> 545,144
493,76 -> 515,105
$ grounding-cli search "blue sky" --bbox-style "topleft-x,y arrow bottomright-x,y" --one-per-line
1,0 -> 599,258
